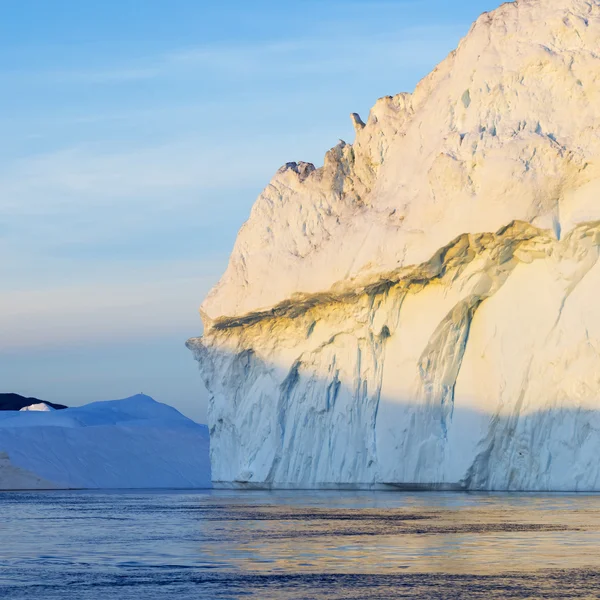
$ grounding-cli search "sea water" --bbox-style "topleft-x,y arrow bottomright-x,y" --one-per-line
1,490 -> 599,599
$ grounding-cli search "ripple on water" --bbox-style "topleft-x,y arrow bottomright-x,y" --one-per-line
1,490 -> 600,599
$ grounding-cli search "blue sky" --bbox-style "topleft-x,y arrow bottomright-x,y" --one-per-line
0,0 -> 498,422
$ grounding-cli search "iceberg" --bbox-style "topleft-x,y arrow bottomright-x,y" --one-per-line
0,395 -> 211,490
19,403 -> 55,412
189,0 -> 600,490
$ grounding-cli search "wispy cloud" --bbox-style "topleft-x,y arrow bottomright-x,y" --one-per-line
49,67 -> 160,84
1,23 -> 464,86
0,139 -> 275,216
166,25 -> 463,76
0,257 -> 223,350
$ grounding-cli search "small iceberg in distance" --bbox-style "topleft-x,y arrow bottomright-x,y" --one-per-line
0,394 -> 211,490
19,403 -> 55,412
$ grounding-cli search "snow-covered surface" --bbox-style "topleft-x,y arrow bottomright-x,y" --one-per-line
189,0 -> 600,491
0,395 -> 211,490
19,403 -> 55,412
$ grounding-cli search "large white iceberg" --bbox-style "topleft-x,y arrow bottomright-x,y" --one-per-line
189,0 -> 600,490
0,395 -> 211,489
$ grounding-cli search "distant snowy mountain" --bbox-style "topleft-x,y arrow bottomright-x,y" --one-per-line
0,395 -> 211,490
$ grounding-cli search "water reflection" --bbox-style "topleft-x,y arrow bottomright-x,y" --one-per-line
0,490 -> 600,598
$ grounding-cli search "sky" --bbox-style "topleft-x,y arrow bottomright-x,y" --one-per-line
0,0 -> 499,423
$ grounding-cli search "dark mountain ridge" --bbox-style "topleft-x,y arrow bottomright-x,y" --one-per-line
0,393 -> 67,411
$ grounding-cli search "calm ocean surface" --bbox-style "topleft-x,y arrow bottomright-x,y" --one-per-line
1,490 -> 600,599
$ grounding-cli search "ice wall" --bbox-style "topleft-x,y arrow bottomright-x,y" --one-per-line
190,0 -> 600,490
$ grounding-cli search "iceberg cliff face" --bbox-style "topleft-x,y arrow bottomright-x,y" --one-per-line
189,0 -> 600,490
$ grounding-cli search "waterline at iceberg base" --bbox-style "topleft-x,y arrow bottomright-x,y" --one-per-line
188,0 -> 600,491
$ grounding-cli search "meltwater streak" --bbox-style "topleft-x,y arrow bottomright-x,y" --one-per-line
1,491 -> 600,599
